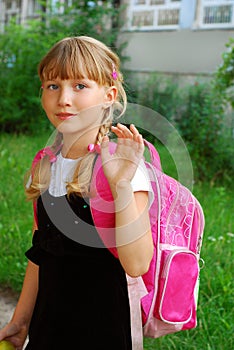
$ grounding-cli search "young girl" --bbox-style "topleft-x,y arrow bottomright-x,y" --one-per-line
0,36 -> 154,350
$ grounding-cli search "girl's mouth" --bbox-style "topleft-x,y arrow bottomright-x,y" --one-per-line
56,113 -> 77,120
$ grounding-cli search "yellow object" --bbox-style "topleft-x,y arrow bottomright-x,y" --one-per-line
0,341 -> 15,350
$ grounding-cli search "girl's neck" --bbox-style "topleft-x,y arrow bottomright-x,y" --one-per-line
61,130 -> 98,159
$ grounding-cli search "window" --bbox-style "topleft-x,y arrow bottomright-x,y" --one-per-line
199,0 -> 234,28
127,0 -> 181,30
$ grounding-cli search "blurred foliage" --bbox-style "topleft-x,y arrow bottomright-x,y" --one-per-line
126,71 -> 234,183
178,81 -> 234,182
215,37 -> 234,108
0,0 -> 126,133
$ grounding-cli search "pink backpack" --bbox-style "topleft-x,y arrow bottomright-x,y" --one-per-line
89,140 -> 205,339
32,140 -> 205,340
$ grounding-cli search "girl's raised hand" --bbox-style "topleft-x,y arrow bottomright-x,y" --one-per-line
100,123 -> 144,196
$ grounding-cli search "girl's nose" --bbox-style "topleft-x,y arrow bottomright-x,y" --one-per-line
58,88 -> 72,107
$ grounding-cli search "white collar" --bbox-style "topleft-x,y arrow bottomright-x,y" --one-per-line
49,153 -> 82,197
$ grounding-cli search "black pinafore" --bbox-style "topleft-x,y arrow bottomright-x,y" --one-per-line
25,191 -> 132,350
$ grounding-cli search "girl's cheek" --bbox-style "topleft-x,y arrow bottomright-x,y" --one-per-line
41,94 -> 49,111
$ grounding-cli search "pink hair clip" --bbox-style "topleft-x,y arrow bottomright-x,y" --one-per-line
112,64 -> 118,80
32,147 -> 57,170
41,85 -> 44,89
87,143 -> 101,154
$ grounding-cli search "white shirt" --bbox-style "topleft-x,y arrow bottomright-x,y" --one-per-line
48,153 -> 154,206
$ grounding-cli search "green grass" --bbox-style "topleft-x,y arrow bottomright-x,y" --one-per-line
0,133 -> 233,349
0,132 -> 50,290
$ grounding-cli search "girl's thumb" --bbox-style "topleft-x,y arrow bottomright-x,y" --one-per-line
0,328 -> 7,341
0,323 -> 18,340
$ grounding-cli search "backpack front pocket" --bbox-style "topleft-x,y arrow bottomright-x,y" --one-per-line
154,250 -> 199,324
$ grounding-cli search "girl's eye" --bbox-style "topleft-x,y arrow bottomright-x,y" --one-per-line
48,84 -> 59,90
75,84 -> 85,90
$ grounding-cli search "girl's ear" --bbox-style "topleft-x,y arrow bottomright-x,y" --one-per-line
104,86 -> 118,106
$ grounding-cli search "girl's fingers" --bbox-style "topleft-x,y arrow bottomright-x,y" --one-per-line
111,124 -> 144,155
112,124 -> 130,138
102,134 -> 109,143
117,124 -> 134,138
111,125 -> 124,138
112,124 -> 142,143
100,134 -> 109,152
129,124 -> 144,145
136,133 -> 143,145
129,123 -> 139,135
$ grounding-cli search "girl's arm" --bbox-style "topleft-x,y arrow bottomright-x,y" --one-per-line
11,259 -> 39,328
0,222 -> 39,349
114,183 -> 153,277
101,124 -> 154,277
0,260 -> 38,349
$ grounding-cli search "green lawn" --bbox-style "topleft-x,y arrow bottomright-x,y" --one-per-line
0,133 -> 233,349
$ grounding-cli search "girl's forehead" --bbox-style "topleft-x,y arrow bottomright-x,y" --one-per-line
42,73 -> 88,81
44,76 -> 88,81
41,63 -> 87,80
40,58 -> 105,85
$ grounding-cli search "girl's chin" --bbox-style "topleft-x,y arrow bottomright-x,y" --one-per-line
57,125 -> 79,134
56,118 -> 80,131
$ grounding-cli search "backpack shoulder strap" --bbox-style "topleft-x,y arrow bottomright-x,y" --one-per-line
89,142 -> 118,257
143,139 -> 162,172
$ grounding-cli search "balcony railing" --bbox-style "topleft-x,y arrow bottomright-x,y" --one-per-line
198,0 -> 234,28
127,0 -> 182,30
127,0 -> 234,30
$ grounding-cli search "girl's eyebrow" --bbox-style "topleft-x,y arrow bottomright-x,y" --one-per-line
43,79 -> 58,83
73,78 -> 95,86
73,77 -> 89,82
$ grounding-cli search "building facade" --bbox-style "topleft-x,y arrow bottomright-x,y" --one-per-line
1,0 -> 234,75
120,0 -> 234,76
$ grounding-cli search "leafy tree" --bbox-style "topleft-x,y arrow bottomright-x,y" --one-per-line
0,0 -> 125,133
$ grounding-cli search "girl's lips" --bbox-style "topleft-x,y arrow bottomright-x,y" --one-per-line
56,113 -> 76,120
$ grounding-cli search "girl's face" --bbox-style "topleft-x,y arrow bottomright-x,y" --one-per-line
41,77 -> 116,137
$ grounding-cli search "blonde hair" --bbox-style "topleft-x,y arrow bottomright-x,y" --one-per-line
26,36 -> 127,201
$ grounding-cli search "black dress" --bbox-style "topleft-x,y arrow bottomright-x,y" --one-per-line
25,190 -> 132,350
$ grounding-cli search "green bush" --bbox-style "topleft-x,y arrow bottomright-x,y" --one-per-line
0,0 -> 125,133
125,72 -> 182,122
215,37 -> 234,108
123,72 -> 183,145
177,81 -> 233,181
125,72 -> 233,183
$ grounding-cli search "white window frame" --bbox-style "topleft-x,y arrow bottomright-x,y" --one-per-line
126,0 -> 182,31
197,0 -> 234,28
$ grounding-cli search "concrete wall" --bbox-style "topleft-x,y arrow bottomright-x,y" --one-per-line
119,29 -> 234,75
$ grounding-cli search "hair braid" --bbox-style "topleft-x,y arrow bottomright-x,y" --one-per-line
51,132 -> 63,154
97,123 -> 111,145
